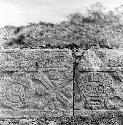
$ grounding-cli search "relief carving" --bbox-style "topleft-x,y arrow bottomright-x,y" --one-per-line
75,72 -> 116,110
75,48 -> 123,111
0,68 -> 72,111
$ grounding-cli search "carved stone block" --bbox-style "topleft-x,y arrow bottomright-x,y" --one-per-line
77,48 -> 123,72
0,49 -> 73,118
74,72 -> 115,110
0,49 -> 73,71
75,48 -> 123,111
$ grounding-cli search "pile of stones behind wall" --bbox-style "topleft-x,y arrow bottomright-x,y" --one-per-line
0,47 -> 123,124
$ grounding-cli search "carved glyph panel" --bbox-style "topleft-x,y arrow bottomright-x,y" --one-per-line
0,49 -> 73,117
74,72 -> 115,110
0,49 -> 73,71
75,48 -> 123,111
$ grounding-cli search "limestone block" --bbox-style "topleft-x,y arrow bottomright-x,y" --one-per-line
0,49 -> 73,71
75,48 -> 123,111
77,48 -> 123,72
74,72 -> 115,110
0,49 -> 73,117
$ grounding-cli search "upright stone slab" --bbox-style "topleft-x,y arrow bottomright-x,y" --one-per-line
74,48 -> 123,124
0,49 -> 73,124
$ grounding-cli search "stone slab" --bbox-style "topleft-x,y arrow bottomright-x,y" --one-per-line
77,48 -> 123,72
0,49 -> 73,118
74,48 -> 123,111
0,49 -> 73,71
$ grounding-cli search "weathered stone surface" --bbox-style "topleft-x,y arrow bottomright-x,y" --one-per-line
0,115 -> 74,125
77,48 -> 123,71
0,49 -> 73,71
74,110 -> 123,125
74,72 -> 115,110
2,47 -> 123,122
75,48 -> 123,111
0,49 -> 73,117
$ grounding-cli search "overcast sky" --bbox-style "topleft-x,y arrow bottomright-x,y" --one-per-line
0,0 -> 123,27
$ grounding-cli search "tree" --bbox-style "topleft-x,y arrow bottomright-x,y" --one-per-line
87,2 -> 106,24
67,12 -> 83,24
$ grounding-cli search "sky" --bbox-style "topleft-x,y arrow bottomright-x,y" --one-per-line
0,0 -> 123,27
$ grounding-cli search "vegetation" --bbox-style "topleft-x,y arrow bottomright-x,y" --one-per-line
1,2 -> 123,49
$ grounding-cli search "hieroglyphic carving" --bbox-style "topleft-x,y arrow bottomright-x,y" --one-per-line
0,71 -> 71,110
3,47 -> 123,120
0,49 -> 73,71
75,48 -> 123,111
0,49 -> 73,118
0,73 -> 34,110
75,72 -> 115,110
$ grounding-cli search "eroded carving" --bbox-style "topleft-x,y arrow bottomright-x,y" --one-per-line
0,69 -> 72,111
75,72 -> 116,110
0,49 -> 73,71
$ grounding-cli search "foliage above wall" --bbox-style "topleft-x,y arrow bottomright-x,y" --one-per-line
1,2 -> 123,50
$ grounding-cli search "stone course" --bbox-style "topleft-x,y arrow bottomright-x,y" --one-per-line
74,47 -> 123,125
0,49 -> 73,124
1,48 -> 123,124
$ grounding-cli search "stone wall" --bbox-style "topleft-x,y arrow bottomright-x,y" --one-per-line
74,48 -> 123,125
0,49 -> 73,124
1,48 -> 123,124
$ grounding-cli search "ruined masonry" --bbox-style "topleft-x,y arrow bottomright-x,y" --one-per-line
0,48 -> 123,124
